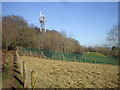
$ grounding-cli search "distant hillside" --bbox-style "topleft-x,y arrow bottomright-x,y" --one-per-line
84,52 -> 108,58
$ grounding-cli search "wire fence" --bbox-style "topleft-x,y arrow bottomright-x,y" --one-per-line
16,49 -> 55,88
19,47 -> 119,66
15,47 -> 120,88
16,50 -> 38,88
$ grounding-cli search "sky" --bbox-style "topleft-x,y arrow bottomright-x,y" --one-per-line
2,2 -> 118,47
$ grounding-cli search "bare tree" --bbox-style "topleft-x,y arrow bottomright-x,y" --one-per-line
2,15 -> 33,49
94,46 -> 111,57
2,16 -> 17,50
17,27 -> 35,48
107,25 -> 119,47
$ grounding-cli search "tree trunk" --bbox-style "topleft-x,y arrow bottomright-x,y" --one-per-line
6,43 -> 8,50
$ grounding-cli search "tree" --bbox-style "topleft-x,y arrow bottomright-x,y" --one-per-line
107,25 -> 119,47
17,27 -> 35,48
94,46 -> 111,57
2,15 -> 30,49
87,46 -> 95,52
111,46 -> 118,58
9,15 -> 28,28
107,25 -> 120,58
2,16 -> 18,50
2,15 -> 83,55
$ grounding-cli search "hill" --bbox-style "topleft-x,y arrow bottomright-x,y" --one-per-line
84,52 -> 108,58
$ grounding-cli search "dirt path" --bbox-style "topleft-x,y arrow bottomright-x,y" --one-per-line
2,51 -> 22,89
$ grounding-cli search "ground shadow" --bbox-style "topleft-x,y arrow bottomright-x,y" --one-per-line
11,87 -> 16,90
14,62 -> 17,65
13,75 -> 24,87
13,65 -> 19,68
13,69 -> 20,74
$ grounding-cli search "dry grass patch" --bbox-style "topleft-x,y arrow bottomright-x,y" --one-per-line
20,56 -> 119,88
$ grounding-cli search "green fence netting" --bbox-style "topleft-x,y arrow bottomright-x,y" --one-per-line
20,48 -> 120,66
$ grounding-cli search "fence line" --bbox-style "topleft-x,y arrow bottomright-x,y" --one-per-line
17,48 -> 72,88
15,47 -> 120,88
16,49 -> 56,88
16,49 -> 38,88
18,47 -> 119,66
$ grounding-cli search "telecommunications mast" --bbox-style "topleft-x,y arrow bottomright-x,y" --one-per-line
39,12 -> 47,32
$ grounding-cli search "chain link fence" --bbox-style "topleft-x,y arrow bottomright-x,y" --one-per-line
19,47 -> 119,66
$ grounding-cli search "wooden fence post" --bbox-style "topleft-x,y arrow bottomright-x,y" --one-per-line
30,51 -> 32,56
23,62 -> 26,88
31,71 -> 37,89
51,54 -> 53,59
35,52 -> 37,57
94,59 -> 96,63
20,60 -> 22,79
52,54 -> 54,59
114,60 -> 116,65
39,51 -> 41,58
54,54 -> 56,59
59,55 -> 61,60
85,58 -> 86,63
26,51 -> 28,56
62,55 -> 64,61
25,51 -> 27,56
29,51 -> 30,56
73,56 -> 76,62
33,52 -> 35,57
34,52 -> 36,57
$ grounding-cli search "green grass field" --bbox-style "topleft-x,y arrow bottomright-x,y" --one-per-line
84,52 -> 108,57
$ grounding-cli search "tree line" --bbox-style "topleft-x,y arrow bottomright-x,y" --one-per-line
2,15 -> 120,58
2,15 -> 82,54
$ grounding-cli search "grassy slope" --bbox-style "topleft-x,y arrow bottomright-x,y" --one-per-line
84,52 -> 108,57
20,56 -> 119,88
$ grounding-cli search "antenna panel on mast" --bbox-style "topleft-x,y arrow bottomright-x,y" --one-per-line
39,12 -> 47,32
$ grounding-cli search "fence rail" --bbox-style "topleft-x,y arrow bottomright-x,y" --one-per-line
18,47 -> 119,66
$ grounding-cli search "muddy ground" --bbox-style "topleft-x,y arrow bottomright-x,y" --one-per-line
20,56 -> 120,88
